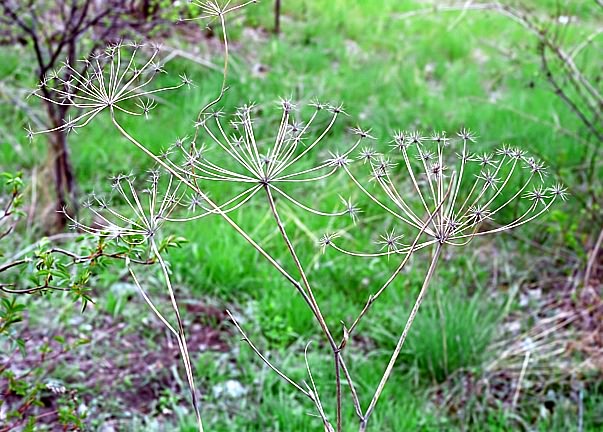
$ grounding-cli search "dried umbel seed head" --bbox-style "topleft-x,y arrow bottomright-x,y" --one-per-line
357,146 -> 380,164
27,42 -> 188,140
164,99 -> 361,222
180,0 -> 258,22
328,128 -> 566,257
340,196 -> 362,224
66,170 -> 186,245
376,229 -> 406,255
318,232 -> 340,253
350,126 -> 376,140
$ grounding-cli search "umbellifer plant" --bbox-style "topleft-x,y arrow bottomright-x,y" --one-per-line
24,1 -> 567,431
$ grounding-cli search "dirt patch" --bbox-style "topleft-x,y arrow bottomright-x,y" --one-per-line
0,300 -> 231,430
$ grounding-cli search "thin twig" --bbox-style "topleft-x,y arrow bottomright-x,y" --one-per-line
584,227 -> 603,288
150,239 -> 204,432
226,310 -> 311,398
512,350 -> 531,407
361,243 -> 443,430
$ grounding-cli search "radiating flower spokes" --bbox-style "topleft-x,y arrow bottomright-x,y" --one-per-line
164,99 -> 363,221
162,185 -> 264,222
64,170 -> 187,245
28,42 -> 188,139
181,0 -> 258,22
66,166 -> 266,233
327,128 -> 566,256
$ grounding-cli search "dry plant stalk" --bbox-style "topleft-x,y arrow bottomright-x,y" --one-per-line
25,1 -> 566,431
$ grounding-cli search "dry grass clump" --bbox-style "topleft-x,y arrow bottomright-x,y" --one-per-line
432,280 -> 603,428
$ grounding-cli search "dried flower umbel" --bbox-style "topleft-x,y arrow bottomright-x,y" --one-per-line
25,1 -> 566,430
27,41 -> 187,140
61,170 -> 205,429
324,128 -> 566,431
161,99 -> 370,432
333,129 -> 566,257
165,100 -> 361,221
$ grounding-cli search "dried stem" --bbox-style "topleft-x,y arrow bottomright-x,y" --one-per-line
361,243 -> 443,431
342,180 -> 453,341
264,184 -> 336,348
226,310 -> 311,398
335,350 -> 342,432
264,184 -> 344,430
584,227 -> 603,288
150,240 -> 203,432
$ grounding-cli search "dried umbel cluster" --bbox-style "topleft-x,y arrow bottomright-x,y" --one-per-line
61,170 -> 204,429
26,41 -> 190,140
162,99 -> 361,221
326,128 -> 567,258
24,2 -> 566,431
315,128 -> 567,431
68,171 -> 184,242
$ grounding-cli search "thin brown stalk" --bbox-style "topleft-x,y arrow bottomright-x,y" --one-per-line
264,184 -> 335,347
264,184 -> 344,430
584,226 -> 603,288
338,355 -> 364,421
0,284 -> 70,294
335,351 -> 342,432
226,310 -> 312,398
539,46 -> 603,142
512,350 -> 531,407
150,239 -> 204,432
361,243 -> 443,431
343,183 -> 451,341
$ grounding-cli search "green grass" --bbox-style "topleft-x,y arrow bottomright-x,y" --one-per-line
383,285 -> 500,383
0,0 -> 600,430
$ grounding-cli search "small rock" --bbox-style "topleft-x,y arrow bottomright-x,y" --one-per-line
212,379 -> 246,399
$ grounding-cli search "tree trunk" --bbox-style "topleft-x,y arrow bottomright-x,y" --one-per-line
47,125 -> 77,231
274,0 -> 281,35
